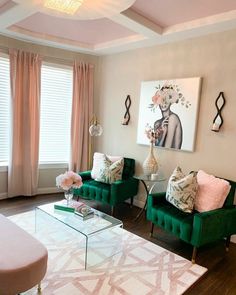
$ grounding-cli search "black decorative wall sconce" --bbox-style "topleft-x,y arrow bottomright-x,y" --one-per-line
122,95 -> 131,125
211,92 -> 226,132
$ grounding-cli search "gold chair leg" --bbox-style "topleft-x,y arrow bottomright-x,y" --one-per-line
150,222 -> 154,237
111,206 -> 114,216
37,282 -> 41,293
191,246 -> 197,264
226,236 -> 231,252
130,196 -> 134,208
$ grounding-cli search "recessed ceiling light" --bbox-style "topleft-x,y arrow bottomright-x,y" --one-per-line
44,0 -> 83,15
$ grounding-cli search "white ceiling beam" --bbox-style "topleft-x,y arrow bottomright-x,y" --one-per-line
109,8 -> 163,38
94,11 -> 236,54
0,28 -> 96,54
94,34 -> 146,51
163,10 -> 236,35
0,3 -> 37,30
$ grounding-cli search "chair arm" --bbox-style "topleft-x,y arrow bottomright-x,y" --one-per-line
110,177 -> 139,205
191,206 -> 236,247
79,171 -> 92,181
147,192 -> 166,221
72,171 -> 92,197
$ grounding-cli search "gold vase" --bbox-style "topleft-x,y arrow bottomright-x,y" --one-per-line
143,143 -> 158,176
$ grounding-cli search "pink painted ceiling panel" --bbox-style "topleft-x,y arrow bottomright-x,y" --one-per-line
131,0 -> 236,27
0,0 -> 15,13
14,12 -> 136,45
0,0 -> 9,6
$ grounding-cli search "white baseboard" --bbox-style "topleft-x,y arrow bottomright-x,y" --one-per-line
0,192 -> 7,200
0,187 -> 61,200
133,198 -> 145,209
37,187 -> 61,195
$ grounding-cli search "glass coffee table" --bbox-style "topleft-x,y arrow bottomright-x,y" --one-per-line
35,202 -> 123,269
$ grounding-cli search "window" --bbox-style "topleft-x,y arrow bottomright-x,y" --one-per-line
39,63 -> 73,163
0,55 -> 10,164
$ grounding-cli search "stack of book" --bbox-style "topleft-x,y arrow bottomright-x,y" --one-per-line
54,200 -> 84,213
75,205 -> 94,220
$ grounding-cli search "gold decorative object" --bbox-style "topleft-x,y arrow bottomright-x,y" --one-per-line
89,115 -> 103,137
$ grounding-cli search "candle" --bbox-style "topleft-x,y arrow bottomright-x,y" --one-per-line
211,122 -> 220,132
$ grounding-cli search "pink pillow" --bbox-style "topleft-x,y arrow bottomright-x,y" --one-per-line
91,152 -> 123,179
194,170 -> 231,212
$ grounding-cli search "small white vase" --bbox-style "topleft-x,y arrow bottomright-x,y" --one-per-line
143,143 -> 158,176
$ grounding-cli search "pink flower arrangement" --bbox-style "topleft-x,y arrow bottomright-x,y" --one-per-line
145,124 -> 160,144
56,171 -> 83,191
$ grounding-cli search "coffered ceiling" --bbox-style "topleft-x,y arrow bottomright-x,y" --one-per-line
1,0 -> 236,55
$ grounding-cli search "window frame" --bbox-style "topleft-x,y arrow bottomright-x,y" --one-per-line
0,56 -> 73,169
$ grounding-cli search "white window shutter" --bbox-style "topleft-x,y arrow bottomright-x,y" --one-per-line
39,63 -> 73,163
0,56 -> 10,163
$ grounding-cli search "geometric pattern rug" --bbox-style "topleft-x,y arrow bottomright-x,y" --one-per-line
9,211 -> 207,295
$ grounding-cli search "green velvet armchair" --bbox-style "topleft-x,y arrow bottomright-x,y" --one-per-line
73,157 -> 139,215
147,178 -> 236,263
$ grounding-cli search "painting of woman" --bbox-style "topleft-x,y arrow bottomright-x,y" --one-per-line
137,78 -> 201,152
152,85 -> 183,149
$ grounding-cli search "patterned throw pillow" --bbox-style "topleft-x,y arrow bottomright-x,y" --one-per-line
166,167 -> 198,213
95,155 -> 124,184
91,152 -> 123,180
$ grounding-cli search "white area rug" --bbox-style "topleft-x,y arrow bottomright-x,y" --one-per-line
9,211 -> 207,295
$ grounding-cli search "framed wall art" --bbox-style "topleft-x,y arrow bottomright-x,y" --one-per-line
137,77 -> 202,152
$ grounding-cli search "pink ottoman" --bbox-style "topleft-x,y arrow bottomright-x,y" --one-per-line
0,214 -> 48,295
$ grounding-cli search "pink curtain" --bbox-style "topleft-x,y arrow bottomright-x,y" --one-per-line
8,49 -> 42,197
70,62 -> 94,172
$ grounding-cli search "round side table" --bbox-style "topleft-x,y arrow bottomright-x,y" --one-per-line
134,175 -> 166,220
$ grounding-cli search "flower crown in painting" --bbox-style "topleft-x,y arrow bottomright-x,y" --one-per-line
149,83 -> 191,112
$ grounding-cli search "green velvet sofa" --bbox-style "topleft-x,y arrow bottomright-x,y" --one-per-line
73,157 -> 139,215
147,177 -> 236,263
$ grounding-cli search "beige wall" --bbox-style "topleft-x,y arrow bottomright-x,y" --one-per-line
96,29 -> 236,206
0,35 -> 99,197
1,30 -> 236,201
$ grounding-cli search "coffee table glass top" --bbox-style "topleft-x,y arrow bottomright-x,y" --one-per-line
36,202 -> 123,237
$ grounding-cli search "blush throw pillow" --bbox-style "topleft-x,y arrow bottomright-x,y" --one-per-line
166,167 -> 198,213
95,155 -> 124,184
91,152 -> 123,180
194,170 -> 231,212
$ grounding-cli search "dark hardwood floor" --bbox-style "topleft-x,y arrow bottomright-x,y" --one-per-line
0,194 -> 235,295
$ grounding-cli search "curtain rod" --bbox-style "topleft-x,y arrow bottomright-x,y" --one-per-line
43,56 -> 73,66
0,45 -> 8,54
0,44 -> 91,66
